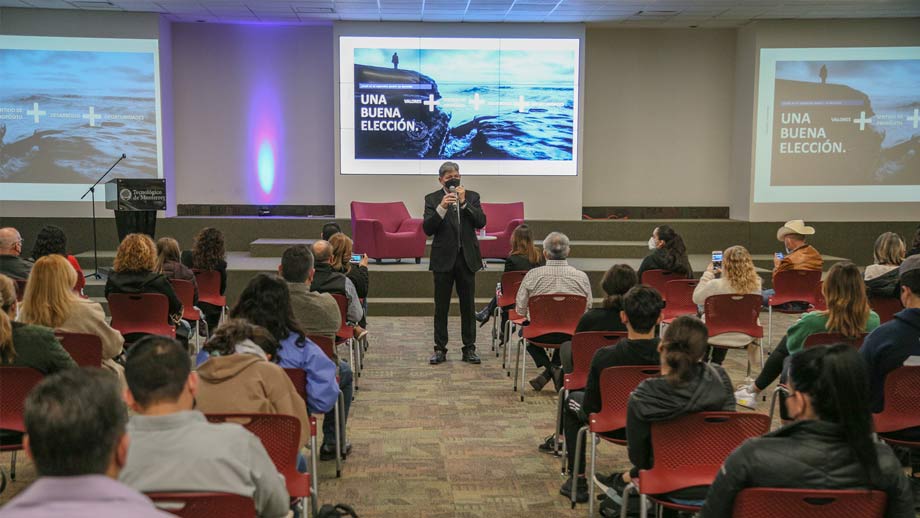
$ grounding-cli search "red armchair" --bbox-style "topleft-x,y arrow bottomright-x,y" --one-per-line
350,201 -> 426,264
479,202 -> 524,259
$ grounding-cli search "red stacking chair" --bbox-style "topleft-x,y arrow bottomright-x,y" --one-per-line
732,488 -> 887,518
869,297 -> 904,324
205,414 -> 312,515
306,334 -> 347,479
107,293 -> 176,339
0,367 -> 43,481
170,279 -> 202,352
572,365 -> 660,512
640,270 -> 680,301
622,412 -> 771,517
331,293 -> 360,391
767,269 -> 823,348
13,279 -> 26,302
54,331 -> 103,367
493,270 -> 528,356
802,332 -> 867,350
193,270 -> 226,324
513,293 -> 586,401
704,294 -> 765,375
148,492 -> 256,518
283,368 -> 320,500
557,332 -> 625,472
661,279 -> 699,323
873,366 -> 920,450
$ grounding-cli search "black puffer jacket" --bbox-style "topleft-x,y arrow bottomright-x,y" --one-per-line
700,420 -> 914,517
865,268 -> 900,299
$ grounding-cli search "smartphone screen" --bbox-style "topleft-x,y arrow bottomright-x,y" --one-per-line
775,252 -> 784,260
711,250 -> 723,267
351,254 -> 362,263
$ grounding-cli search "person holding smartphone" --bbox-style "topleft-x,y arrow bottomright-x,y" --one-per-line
328,233 -> 370,337
762,220 -> 824,308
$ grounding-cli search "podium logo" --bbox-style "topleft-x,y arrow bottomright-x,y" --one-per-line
119,189 -> 133,201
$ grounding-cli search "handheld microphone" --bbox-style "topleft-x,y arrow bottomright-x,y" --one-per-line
448,185 -> 457,205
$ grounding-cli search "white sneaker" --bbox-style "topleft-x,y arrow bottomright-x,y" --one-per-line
734,384 -> 759,409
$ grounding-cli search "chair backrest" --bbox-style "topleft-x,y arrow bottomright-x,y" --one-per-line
107,293 -> 174,337
169,279 -> 199,321
14,279 -> 27,302
640,270 -> 680,300
873,365 -> 920,434
148,492 -> 256,518
306,334 -> 336,361
193,270 -> 225,306
704,294 -> 764,338
283,367 -> 307,402
350,201 -> 411,233
54,331 -> 103,367
589,365 -> 660,434
732,488 -> 887,518
662,279 -> 700,319
330,294 -> 352,341
770,269 -> 823,306
0,367 -> 44,433
204,413 -> 301,472
522,294 -> 587,340
640,412 -> 771,495
802,332 -> 867,350
565,331 -> 626,390
480,202 -> 524,233
497,271 -> 528,308
869,297 -> 904,324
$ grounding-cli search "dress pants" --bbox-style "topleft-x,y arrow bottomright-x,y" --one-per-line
433,250 -> 477,351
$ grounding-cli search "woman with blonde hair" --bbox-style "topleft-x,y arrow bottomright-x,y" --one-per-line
735,262 -> 880,409
692,245 -> 762,365
19,255 -> 125,379
105,233 -> 183,339
0,273 -> 75,374
329,232 -> 369,332
865,232 -> 905,299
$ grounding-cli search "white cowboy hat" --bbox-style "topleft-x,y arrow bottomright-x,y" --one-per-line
777,220 -> 815,241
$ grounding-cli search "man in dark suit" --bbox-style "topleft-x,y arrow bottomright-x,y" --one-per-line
423,162 -> 487,365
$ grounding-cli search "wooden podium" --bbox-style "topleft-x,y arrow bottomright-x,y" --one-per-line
105,179 -> 166,242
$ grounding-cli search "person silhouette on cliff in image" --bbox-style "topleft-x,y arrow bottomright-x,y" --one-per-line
819,64 -> 827,84
392,52 -> 399,70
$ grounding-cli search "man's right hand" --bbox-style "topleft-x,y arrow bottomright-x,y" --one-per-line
440,193 -> 458,209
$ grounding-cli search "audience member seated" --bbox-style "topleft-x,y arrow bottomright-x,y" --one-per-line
230,273 -> 350,462
328,232 -> 370,332
908,224 -> 920,258
195,318 -> 311,449
761,219 -> 824,308
157,237 -> 198,304
181,227 -> 227,332
0,227 -> 32,280
736,262 -> 880,409
515,232 -> 592,392
0,273 -> 75,374
602,316 -> 735,517
637,225 -> 693,281
19,255 -> 125,380
105,233 -> 184,343
862,254 -> 920,487
310,240 -> 364,336
701,344 -> 913,517
278,245 -> 341,343
865,232 -> 906,299
321,222 -> 342,241
30,224 -> 85,294
554,285 -> 662,502
120,335 -> 290,518
0,369 -> 172,518
475,224 -> 545,331
692,245 -> 762,365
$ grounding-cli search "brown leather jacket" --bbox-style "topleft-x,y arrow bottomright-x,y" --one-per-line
773,244 -> 823,280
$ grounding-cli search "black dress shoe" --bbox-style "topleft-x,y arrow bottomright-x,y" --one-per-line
429,350 -> 447,364
475,307 -> 491,325
461,349 -> 481,364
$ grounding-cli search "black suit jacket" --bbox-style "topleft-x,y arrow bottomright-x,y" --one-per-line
423,188 -> 487,273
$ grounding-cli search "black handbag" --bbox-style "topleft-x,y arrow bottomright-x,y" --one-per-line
316,504 -> 358,518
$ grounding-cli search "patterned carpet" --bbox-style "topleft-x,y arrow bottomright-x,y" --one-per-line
0,314 -> 795,516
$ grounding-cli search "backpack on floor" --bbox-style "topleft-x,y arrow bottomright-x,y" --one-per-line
317,503 -> 358,518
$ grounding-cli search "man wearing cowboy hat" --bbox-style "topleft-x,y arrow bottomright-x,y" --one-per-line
762,219 -> 824,308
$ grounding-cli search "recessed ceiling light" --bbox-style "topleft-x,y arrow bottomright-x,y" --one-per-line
293,6 -> 334,13
70,0 -> 119,8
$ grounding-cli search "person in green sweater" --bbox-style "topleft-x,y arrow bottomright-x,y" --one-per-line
735,262 -> 879,408
0,273 -> 76,375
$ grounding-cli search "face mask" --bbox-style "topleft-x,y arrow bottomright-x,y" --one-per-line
444,177 -> 461,189
785,246 -> 793,255
648,237 -> 657,250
